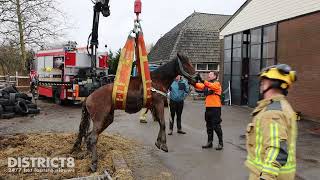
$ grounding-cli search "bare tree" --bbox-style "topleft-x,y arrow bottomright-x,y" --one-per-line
0,43 -> 21,74
0,0 -> 66,69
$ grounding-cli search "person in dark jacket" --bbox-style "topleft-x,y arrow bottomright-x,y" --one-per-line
168,75 -> 189,135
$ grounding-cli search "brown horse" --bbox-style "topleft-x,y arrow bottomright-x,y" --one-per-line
71,53 -> 196,172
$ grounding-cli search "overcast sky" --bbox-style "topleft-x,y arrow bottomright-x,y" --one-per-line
57,0 -> 245,52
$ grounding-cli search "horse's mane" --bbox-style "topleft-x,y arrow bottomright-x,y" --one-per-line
151,58 -> 177,80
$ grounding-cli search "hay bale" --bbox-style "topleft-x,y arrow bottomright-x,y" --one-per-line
0,133 -> 137,179
111,150 -> 134,180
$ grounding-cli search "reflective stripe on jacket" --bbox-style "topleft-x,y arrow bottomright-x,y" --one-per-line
195,80 -> 221,107
245,95 -> 297,180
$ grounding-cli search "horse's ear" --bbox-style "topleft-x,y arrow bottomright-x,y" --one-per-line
177,52 -> 187,62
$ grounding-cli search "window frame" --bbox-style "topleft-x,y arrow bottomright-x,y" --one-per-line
195,63 -> 220,72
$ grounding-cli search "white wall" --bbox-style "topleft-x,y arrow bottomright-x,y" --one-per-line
220,0 -> 320,37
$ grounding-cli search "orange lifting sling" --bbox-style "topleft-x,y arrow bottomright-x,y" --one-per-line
112,2 -> 152,109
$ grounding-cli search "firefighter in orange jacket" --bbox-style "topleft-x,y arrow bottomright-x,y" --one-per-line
195,72 -> 223,150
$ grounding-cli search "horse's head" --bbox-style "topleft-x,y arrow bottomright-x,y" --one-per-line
176,53 -> 197,84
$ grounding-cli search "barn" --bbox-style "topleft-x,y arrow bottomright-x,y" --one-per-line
148,12 -> 230,77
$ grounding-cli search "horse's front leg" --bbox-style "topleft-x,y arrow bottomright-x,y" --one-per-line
154,101 -> 168,152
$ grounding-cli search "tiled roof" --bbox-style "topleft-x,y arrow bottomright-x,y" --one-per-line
148,12 -> 231,64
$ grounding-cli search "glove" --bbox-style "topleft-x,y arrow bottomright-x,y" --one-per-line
196,73 -> 204,83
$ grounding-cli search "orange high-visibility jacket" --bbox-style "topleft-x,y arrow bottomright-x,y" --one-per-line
195,80 -> 222,107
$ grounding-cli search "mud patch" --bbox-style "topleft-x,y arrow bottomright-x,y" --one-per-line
0,133 -> 136,180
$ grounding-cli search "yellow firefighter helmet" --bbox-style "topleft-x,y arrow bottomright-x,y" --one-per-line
259,64 -> 297,89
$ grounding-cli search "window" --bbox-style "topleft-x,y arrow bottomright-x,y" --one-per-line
232,62 -> 242,75
261,24 -> 277,68
196,63 -> 219,72
249,59 -> 261,75
251,28 -> 262,44
224,35 -> 232,76
263,25 -> 276,43
243,33 -> 250,43
262,58 -> 275,68
224,49 -> 232,62
196,64 -> 207,71
250,45 -> 261,59
208,63 -> 219,71
232,48 -> 241,61
53,57 -> 64,68
224,62 -> 231,74
224,36 -> 232,49
263,42 -> 276,59
233,33 -> 242,48
230,33 -> 242,82
249,24 -> 277,70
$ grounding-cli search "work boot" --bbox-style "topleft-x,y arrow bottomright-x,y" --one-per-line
168,129 -> 173,135
202,129 -> 213,148
202,141 -> 213,149
177,129 -> 186,134
215,144 -> 223,151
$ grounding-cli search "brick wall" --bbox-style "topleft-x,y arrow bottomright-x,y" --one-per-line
277,12 -> 320,121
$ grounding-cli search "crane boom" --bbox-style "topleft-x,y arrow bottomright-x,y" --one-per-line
89,0 -> 110,76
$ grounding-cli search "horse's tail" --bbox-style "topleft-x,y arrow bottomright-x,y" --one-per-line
79,101 -> 91,138
72,100 -> 91,152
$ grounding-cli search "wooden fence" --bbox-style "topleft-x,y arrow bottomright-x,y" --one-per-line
0,72 -> 30,89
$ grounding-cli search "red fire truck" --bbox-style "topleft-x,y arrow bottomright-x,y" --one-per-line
31,0 -> 112,105
32,42 -> 109,104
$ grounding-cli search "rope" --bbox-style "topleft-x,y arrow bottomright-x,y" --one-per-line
150,87 -> 167,97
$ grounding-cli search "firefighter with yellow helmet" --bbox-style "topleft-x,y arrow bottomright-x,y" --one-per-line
245,64 -> 298,180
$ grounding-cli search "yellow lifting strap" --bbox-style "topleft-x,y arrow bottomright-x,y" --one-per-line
112,36 -> 135,109
135,31 -> 152,108
112,29 -> 152,110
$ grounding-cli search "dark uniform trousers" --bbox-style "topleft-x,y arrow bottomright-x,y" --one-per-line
205,107 -> 223,145
169,99 -> 184,130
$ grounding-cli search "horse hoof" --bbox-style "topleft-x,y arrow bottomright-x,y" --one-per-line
160,144 -> 168,152
155,141 -> 161,150
90,164 -> 97,172
155,142 -> 168,152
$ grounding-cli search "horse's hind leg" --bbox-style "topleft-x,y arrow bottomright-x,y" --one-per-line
72,104 -> 91,153
86,110 -> 114,172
